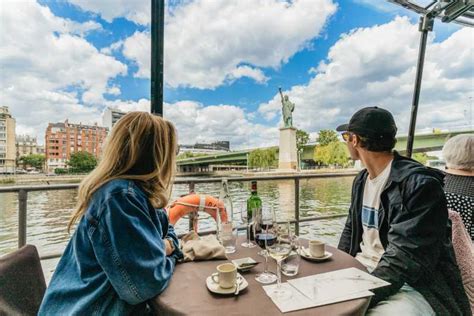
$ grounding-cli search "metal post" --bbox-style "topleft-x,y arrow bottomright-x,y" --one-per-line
294,178 -> 300,235
406,15 -> 433,157
188,182 -> 197,231
151,0 -> 164,116
18,189 -> 28,248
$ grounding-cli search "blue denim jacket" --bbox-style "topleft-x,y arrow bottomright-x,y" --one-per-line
38,179 -> 183,315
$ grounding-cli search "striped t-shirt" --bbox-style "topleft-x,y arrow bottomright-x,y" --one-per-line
355,160 -> 392,271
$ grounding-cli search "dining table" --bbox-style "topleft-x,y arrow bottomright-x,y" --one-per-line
151,236 -> 371,315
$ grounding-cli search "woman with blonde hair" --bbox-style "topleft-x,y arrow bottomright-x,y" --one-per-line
39,112 -> 183,315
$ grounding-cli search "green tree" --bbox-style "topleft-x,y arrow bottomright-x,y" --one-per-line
68,152 -> 97,173
313,142 -> 349,167
413,152 -> 431,165
248,148 -> 277,169
296,129 -> 310,153
317,129 -> 338,146
20,154 -> 45,170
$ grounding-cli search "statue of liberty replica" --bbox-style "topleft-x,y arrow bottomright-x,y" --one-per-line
279,87 -> 295,128
278,87 -> 297,170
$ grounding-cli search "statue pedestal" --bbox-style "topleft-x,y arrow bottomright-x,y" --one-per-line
278,127 -> 297,171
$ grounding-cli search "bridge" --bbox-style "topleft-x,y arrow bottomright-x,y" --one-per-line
177,130 -> 472,172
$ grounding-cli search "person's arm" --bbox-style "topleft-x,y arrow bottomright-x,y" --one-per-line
89,191 -> 177,305
338,174 -> 361,254
338,214 -> 353,254
369,175 -> 448,306
164,220 -> 183,261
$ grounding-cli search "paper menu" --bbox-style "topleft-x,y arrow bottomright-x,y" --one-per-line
262,283 -> 373,313
287,267 -> 390,301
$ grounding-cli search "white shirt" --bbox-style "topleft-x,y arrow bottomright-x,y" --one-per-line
355,160 -> 393,271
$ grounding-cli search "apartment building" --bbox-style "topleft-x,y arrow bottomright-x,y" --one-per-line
0,106 -> 16,173
102,107 -> 127,130
16,135 -> 38,159
45,120 -> 108,172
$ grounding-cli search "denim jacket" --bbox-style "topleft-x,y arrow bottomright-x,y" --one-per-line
39,179 -> 183,315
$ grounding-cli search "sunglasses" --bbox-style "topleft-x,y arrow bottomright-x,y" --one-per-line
341,132 -> 352,142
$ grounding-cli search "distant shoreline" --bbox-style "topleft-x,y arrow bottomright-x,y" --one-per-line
0,168 -> 358,186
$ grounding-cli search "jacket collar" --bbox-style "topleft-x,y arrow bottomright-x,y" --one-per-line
355,151 -> 445,187
388,151 -> 445,184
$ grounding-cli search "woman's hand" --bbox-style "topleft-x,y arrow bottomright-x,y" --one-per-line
164,239 -> 174,256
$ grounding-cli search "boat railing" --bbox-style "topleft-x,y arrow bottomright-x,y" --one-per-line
0,172 -> 357,261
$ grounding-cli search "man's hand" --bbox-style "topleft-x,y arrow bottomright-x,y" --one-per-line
164,239 -> 173,256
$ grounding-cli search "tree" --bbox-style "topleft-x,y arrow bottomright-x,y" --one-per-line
20,154 -> 45,170
248,148 -> 278,169
68,152 -> 97,173
313,141 -> 349,167
317,129 -> 338,146
296,129 -> 310,153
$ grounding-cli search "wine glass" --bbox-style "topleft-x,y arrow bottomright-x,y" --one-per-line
267,223 -> 293,300
240,202 -> 256,248
255,217 -> 278,284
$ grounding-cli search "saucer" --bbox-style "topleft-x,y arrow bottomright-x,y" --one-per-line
298,248 -> 333,262
206,273 -> 248,295
231,257 -> 258,272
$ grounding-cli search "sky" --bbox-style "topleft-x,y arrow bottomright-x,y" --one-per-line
1,0 -> 473,149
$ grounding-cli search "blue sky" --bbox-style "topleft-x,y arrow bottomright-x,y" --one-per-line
1,0 -> 472,148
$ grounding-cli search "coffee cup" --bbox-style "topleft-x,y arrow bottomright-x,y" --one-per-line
308,240 -> 325,258
211,263 -> 237,289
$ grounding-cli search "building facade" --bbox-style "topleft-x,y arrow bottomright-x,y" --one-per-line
179,141 -> 230,154
16,135 -> 38,159
45,120 -> 108,172
0,106 -> 16,173
102,107 -> 127,130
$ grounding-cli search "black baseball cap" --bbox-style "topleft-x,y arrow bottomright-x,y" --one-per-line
336,106 -> 397,139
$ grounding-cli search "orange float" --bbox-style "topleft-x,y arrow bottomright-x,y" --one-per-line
167,194 -> 228,230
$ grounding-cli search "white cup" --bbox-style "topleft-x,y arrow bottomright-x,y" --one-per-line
211,263 -> 237,289
309,240 -> 325,258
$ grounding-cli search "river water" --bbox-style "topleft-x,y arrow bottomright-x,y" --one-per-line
0,176 -> 354,279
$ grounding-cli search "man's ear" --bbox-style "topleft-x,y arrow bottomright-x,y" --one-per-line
351,134 -> 360,148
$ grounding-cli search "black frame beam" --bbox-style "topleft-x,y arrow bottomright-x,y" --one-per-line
151,0 -> 164,116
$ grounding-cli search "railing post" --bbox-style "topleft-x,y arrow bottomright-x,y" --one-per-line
294,178 -> 300,236
188,182 -> 197,231
18,189 -> 28,248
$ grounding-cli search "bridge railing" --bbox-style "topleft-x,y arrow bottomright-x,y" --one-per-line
0,172 -> 357,261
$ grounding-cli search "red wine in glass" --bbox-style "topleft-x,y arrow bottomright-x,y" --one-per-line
255,233 -> 277,249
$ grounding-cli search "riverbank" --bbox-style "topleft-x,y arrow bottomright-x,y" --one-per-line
0,168 -> 360,186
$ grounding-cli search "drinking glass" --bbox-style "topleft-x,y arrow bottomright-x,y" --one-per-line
267,225 -> 293,300
240,202 -> 256,248
255,225 -> 277,284
282,235 -> 300,277
219,221 -> 237,254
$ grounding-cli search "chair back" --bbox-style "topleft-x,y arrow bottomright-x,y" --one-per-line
449,210 -> 474,313
0,245 -> 46,316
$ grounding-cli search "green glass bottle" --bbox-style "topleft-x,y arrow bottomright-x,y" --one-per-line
247,180 -> 262,241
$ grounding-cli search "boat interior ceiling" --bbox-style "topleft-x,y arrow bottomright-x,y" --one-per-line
388,0 -> 474,27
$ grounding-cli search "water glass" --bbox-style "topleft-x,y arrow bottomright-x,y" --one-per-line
220,221 -> 237,254
282,251 -> 300,277
282,234 -> 300,277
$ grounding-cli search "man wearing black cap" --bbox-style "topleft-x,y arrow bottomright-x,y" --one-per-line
336,107 -> 470,315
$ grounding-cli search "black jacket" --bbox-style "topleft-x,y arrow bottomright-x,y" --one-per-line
338,152 -> 470,315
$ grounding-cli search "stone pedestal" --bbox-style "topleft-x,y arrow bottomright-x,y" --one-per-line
278,127 -> 297,170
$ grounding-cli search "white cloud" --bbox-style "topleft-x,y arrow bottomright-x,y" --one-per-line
259,17 -> 474,134
120,0 -> 337,89
67,0 -> 150,25
0,1 -> 127,143
108,99 -> 279,149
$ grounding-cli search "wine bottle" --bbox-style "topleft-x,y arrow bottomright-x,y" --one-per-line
247,180 -> 262,241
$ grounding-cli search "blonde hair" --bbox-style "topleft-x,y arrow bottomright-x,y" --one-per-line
442,134 -> 474,171
68,111 -> 177,232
